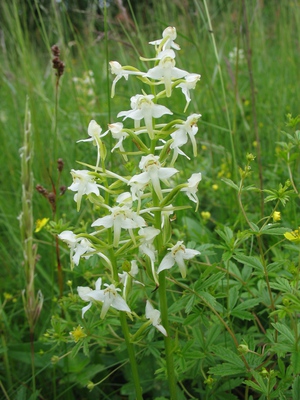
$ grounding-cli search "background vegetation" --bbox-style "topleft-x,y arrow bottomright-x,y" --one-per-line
1,0 -> 300,399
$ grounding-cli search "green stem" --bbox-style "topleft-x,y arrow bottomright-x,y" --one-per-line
152,189 -> 178,399
30,329 -> 36,395
119,313 -> 143,399
158,271 -> 178,399
108,232 -> 143,399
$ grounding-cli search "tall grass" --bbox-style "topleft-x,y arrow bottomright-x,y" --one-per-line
1,0 -> 300,398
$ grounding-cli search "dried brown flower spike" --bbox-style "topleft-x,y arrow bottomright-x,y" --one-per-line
51,45 -> 65,79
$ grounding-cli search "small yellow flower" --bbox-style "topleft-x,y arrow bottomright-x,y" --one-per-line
272,211 -> 281,222
253,141 -> 258,148
212,184 -> 218,191
69,325 -> 87,342
201,145 -> 207,150
4,292 -> 13,300
284,228 -> 300,243
201,211 -> 211,220
35,218 -> 49,233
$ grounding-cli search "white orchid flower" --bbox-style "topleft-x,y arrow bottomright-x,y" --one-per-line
68,169 -> 100,211
117,94 -> 172,139
138,227 -> 161,285
77,120 -> 108,170
149,26 -> 180,52
145,300 -> 167,336
77,277 -> 103,318
157,241 -> 200,278
144,50 -> 188,97
181,173 -> 202,211
91,204 -> 146,247
58,230 -> 94,267
129,154 -> 178,200
99,283 -> 131,319
176,74 -> 201,112
170,113 -> 201,158
108,122 -> 129,160
77,120 -> 105,144
78,278 -> 131,319
109,61 -> 144,98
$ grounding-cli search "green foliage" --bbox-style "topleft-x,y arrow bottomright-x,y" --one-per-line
1,0 -> 300,399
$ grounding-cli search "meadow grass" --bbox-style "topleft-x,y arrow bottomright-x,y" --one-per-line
1,1 -> 300,399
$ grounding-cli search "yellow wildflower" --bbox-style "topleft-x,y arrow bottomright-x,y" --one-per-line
212,184 -> 218,191
272,211 -> 281,222
284,228 -> 300,243
69,325 -> 87,342
35,218 -> 49,233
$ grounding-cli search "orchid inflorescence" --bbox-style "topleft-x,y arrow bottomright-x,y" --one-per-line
59,26 -> 201,338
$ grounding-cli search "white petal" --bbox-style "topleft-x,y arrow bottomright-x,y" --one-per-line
111,294 -> 131,312
156,323 -> 167,336
92,215 -> 114,228
145,299 -> 154,319
81,302 -> 92,318
77,286 -> 93,302
157,167 -> 179,180
151,104 -> 173,118
157,253 -> 175,274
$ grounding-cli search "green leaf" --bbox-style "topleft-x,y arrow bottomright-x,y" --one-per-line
230,309 -> 253,320
228,286 -> 239,311
233,254 -> 264,272
292,350 -> 300,374
270,278 -> 292,293
272,322 -> 295,344
233,298 -> 261,311
292,375 -> 300,400
221,177 -> 239,191
259,225 -> 291,236
211,345 -> 245,368
231,298 -> 260,320
244,379 -> 265,393
195,271 -> 224,291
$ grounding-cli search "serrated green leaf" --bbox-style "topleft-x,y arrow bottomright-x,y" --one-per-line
211,345 -> 245,367
270,278 -> 292,293
195,271 -> 224,291
244,379 -> 265,393
259,226 -> 291,236
272,322 -> 295,344
233,298 -> 261,312
233,254 -> 264,272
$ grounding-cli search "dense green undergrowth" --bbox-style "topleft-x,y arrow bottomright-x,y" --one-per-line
1,1 -> 300,399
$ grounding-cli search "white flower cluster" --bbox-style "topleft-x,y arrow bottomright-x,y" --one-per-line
59,27 -> 202,336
